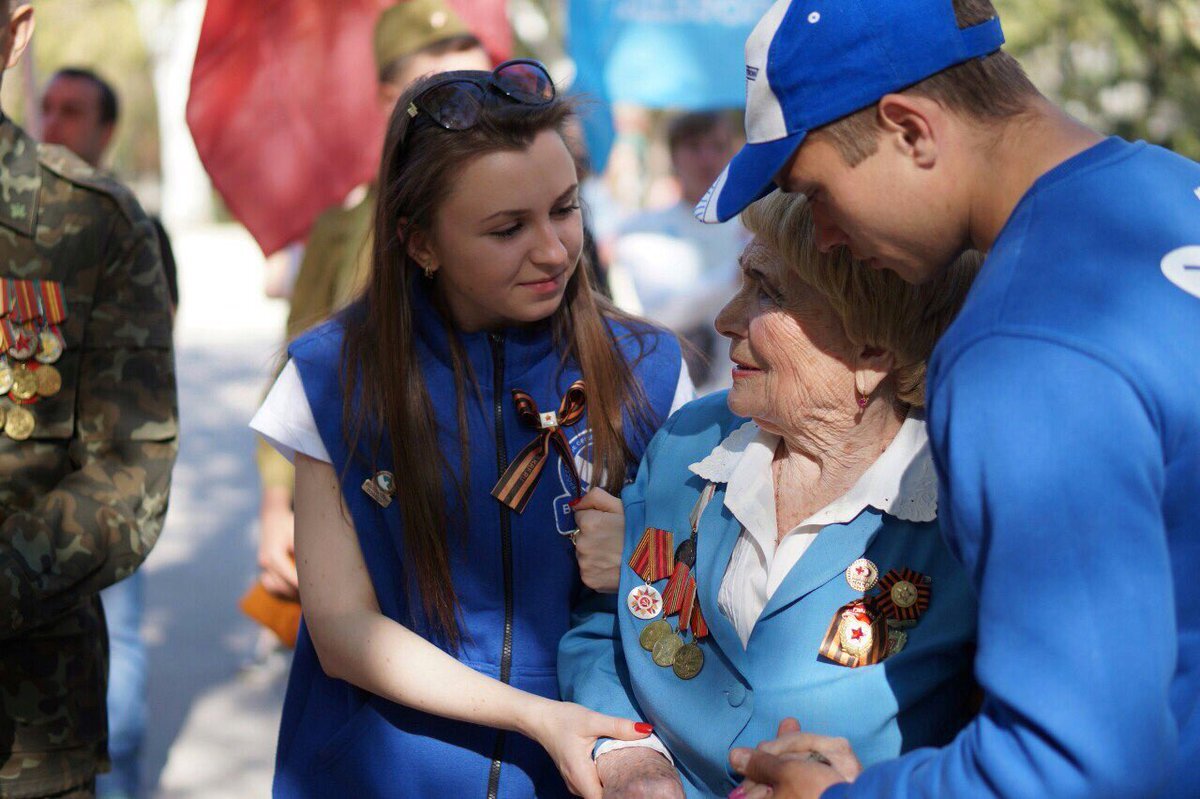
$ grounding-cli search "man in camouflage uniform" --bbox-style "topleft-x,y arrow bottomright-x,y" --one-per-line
255,0 -> 488,603
0,4 -> 178,798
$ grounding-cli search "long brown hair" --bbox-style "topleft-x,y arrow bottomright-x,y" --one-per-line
341,73 -> 660,647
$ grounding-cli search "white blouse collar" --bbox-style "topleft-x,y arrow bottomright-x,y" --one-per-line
688,411 -> 938,526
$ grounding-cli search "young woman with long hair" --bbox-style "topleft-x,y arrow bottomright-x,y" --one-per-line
251,61 -> 692,797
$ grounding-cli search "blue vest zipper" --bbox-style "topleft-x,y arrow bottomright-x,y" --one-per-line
487,331 -> 514,799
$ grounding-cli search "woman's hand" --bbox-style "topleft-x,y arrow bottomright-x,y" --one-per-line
571,487 -> 626,593
728,718 -> 861,799
596,747 -> 684,799
526,700 -> 653,799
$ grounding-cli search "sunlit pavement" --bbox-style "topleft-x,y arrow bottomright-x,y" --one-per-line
140,224 -> 288,798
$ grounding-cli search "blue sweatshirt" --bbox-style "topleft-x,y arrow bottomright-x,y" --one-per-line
828,139 -> 1200,797
273,286 -> 682,798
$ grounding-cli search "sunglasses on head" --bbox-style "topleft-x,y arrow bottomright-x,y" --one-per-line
405,59 -> 556,133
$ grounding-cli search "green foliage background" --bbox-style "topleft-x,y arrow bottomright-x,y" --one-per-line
998,0 -> 1200,159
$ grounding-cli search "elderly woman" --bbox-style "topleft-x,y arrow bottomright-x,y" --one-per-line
559,191 -> 982,797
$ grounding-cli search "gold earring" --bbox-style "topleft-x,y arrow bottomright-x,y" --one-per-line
422,265 -> 434,279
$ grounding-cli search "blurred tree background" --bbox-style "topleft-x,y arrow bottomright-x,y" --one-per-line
998,0 -> 1200,159
0,0 -> 1196,210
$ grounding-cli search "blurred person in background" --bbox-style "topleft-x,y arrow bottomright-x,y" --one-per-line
0,3 -> 178,798
42,68 -> 178,314
40,67 -> 178,799
253,0 -> 491,618
607,111 -> 749,392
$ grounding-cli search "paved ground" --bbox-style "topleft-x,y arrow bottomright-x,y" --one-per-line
138,224 -> 289,798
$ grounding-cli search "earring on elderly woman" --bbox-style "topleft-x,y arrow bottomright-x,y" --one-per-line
855,381 -> 868,409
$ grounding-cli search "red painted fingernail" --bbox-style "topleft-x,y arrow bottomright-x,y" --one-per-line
634,722 -> 653,734
567,498 -> 581,507
727,788 -> 747,799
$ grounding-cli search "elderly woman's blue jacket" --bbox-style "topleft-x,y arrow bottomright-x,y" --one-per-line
559,392 -> 978,797
272,285 -> 682,798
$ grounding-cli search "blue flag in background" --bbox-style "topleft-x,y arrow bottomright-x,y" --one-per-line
568,0 -> 773,172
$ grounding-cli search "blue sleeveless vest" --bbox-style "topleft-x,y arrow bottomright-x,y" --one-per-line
273,285 -> 682,798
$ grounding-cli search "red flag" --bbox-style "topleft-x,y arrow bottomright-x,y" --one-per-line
186,0 -> 510,257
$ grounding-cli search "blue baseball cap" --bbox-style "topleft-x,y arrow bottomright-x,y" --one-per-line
695,0 -> 1005,224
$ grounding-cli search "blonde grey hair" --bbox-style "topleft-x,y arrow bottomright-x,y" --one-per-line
740,191 -> 982,409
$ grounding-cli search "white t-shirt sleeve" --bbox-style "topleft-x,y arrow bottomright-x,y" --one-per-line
668,360 -> 696,417
249,359 -> 332,464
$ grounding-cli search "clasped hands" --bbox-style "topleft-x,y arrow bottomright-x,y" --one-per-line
592,718 -> 860,799
727,718 -> 862,799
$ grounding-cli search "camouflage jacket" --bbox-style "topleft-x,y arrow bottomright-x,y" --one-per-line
0,117 -> 178,797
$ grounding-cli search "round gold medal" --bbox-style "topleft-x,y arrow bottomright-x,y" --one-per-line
5,406 -> 34,440
651,632 -> 684,667
890,580 -> 918,609
35,365 -> 61,398
9,365 -> 37,401
0,360 -> 13,395
672,643 -> 704,680
639,619 -> 672,652
35,330 -> 63,364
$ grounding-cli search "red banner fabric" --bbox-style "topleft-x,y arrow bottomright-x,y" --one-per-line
186,0 -> 510,256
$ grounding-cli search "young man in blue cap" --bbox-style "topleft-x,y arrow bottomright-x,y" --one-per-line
698,0 -> 1200,797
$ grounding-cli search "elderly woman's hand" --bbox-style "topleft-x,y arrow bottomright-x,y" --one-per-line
596,747 -> 684,799
571,487 -> 625,593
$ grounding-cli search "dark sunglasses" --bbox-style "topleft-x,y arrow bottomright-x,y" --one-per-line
405,59 -> 556,133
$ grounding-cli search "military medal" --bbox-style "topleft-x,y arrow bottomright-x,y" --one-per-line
639,619 -> 672,651
627,584 -> 663,620
885,627 -> 908,657
651,631 -> 684,667
837,604 -> 876,659
672,642 -> 704,680
4,405 -> 34,440
871,568 -> 931,623
0,405 -> 6,430
845,558 -> 878,592
6,323 -> 36,361
36,327 -> 64,364
9,363 -> 37,401
0,358 -> 13,396
361,470 -> 396,507
626,526 -> 674,621
819,600 -> 885,667
34,364 -> 61,398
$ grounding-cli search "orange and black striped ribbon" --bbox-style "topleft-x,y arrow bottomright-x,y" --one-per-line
39,281 -> 67,323
0,318 -> 11,350
628,527 -> 674,583
871,568 -> 931,622
490,380 -> 587,513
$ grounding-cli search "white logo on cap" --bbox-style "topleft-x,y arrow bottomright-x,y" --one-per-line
1194,185 -> 1200,201
808,11 -> 820,23
1161,245 -> 1200,299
